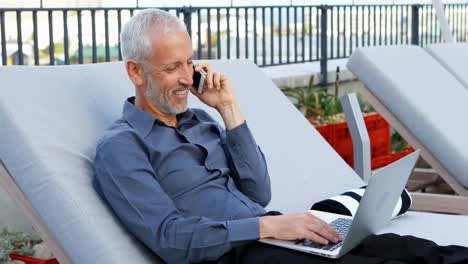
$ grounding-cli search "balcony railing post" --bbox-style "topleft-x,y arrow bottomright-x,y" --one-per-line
0,12 -> 6,65
178,7 -> 193,37
411,4 -> 420,45
320,5 -> 328,86
16,11 -> 24,65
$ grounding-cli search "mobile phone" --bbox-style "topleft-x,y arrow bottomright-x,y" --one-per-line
193,67 -> 207,94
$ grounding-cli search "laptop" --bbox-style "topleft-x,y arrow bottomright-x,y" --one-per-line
260,149 -> 420,259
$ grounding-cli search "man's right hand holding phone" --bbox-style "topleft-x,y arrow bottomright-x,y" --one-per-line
190,62 -> 245,130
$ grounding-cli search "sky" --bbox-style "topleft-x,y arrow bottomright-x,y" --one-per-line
2,0 -> 468,8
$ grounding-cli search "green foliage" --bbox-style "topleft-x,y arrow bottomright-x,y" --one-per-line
281,75 -> 375,126
391,132 -> 409,153
0,238 -> 13,262
318,89 -> 343,119
282,75 -> 343,123
282,75 -> 322,117
0,227 -> 42,262
359,99 -> 375,113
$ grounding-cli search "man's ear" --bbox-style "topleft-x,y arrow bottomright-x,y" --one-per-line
126,60 -> 145,87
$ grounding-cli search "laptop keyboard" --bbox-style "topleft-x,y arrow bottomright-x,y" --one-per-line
294,217 -> 351,251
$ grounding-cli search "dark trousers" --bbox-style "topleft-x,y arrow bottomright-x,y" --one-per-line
211,234 -> 468,264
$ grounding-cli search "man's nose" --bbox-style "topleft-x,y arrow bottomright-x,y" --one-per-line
179,65 -> 193,86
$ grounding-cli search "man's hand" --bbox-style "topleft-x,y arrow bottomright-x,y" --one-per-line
190,62 -> 244,129
259,212 -> 342,245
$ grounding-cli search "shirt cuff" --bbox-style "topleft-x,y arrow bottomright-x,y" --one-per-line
225,122 -> 257,153
225,120 -> 248,133
227,217 -> 260,242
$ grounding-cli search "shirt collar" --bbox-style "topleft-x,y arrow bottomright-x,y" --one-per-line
177,107 -> 196,124
123,97 -> 155,138
122,97 -> 197,137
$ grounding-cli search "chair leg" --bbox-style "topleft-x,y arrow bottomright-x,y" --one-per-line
407,168 -> 440,192
410,192 -> 468,215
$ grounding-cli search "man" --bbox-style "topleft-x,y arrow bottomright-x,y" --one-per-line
94,8 -> 468,264
93,8 -> 341,263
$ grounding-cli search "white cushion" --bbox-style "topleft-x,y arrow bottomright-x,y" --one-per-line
426,43 -> 468,89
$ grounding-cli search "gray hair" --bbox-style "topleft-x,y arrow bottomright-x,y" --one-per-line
120,9 -> 187,64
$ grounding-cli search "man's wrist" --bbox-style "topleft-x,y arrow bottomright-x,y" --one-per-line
259,216 -> 273,239
217,101 -> 245,130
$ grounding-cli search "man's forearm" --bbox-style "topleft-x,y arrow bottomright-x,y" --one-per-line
217,101 -> 245,130
223,116 -> 272,206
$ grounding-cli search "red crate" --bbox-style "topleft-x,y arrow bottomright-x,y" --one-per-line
315,113 -> 391,169
391,146 -> 416,162
332,121 -> 354,165
371,154 -> 393,169
368,115 -> 392,157
315,124 -> 335,146
9,253 -> 59,264
370,147 -> 416,169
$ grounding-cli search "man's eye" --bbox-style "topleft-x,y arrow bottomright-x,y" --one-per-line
166,66 -> 177,72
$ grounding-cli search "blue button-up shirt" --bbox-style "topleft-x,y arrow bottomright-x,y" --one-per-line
93,97 -> 271,263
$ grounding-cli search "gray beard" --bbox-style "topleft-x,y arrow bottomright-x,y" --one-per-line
144,75 -> 187,115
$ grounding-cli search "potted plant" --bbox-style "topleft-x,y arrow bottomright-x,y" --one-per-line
282,75 -> 324,119
0,227 -> 57,264
280,75 -> 417,169
281,75 -> 393,169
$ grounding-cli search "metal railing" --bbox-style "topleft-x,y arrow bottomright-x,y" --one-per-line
1,4 -> 467,81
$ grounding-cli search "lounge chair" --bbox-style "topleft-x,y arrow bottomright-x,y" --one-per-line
425,43 -> 468,89
347,45 -> 468,215
1,61 -> 467,264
